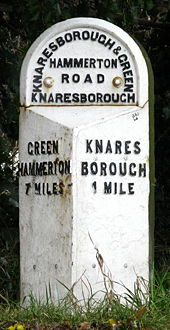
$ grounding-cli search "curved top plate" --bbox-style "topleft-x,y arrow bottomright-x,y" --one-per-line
20,17 -> 148,107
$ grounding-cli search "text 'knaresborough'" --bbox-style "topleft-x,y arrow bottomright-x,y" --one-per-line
31,92 -> 135,104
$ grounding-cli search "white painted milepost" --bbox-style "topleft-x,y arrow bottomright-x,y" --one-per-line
19,18 -> 154,303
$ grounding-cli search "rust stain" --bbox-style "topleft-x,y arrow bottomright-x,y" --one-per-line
59,175 -> 72,198
54,157 -> 59,163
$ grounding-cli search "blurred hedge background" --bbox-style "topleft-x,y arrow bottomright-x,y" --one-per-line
0,0 -> 170,301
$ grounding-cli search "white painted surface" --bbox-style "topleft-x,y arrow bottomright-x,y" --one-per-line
19,104 -> 150,302
19,18 -> 152,303
20,18 -> 148,107
19,110 -> 73,302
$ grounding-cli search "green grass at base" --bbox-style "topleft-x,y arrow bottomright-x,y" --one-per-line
0,273 -> 170,330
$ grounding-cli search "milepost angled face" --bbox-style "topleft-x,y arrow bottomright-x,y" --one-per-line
19,18 -> 153,303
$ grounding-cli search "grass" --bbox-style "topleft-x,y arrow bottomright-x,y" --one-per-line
0,270 -> 170,330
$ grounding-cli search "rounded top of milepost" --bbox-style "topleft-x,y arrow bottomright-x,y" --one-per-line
20,17 -> 149,108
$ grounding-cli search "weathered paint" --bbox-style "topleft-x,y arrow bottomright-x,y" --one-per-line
19,18 -> 154,303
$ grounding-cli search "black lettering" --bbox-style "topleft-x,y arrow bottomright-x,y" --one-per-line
120,93 -> 126,102
18,162 -> 23,176
82,30 -> 90,40
104,59 -> 110,68
49,42 -> 58,51
80,94 -> 87,103
63,58 -> 73,67
35,183 -> 41,195
118,54 -> 128,63
41,162 -> 47,175
119,162 -> 127,176
46,183 -> 52,195
48,161 -> 54,175
31,93 -> 37,102
91,31 -> 99,41
42,183 -> 45,195
57,58 -> 63,68
48,93 -> 54,103
28,142 -> 33,155
29,162 -> 35,176
121,61 -> 131,71
125,141 -> 131,154
39,93 -> 47,102
139,163 -> 146,177
129,163 -> 137,176
33,84 -> 42,93
86,139 -> 93,153
50,58 -> 56,67
56,36 -> 65,46
115,140 -> 122,154
58,161 -> 64,174
98,34 -> 106,45
52,140 -> 58,154
84,58 -> 89,68
104,94 -> 111,102
65,160 -> 71,174
112,94 -> 119,102
90,58 -> 96,68
62,74 -> 69,83
128,93 -> 135,103
124,84 -> 133,92
100,162 -> 107,176
64,93 -> 71,103
123,70 -> 133,78
73,31 -> 81,40
125,77 -> 133,84
72,74 -> 80,83
104,38 -> 115,50
134,141 -> 141,154
97,74 -> 104,83
104,182 -> 112,194
35,67 -> 43,75
89,94 -> 95,102
96,140 -> 103,153
42,162 -> 47,175
17,163 -> 24,176
96,59 -> 103,68
111,59 -> 117,68
96,93 -> 103,103
34,141 -> 40,155
46,141 -> 52,154
55,93 -> 63,103
119,183 -> 126,194
64,33 -> 72,42
92,181 -> 97,193
105,140 -> 112,153
109,163 -> 116,175
35,162 -> 43,176
59,182 -> 64,194
25,183 -> 31,195
114,182 -> 117,194
42,48 -> 52,59
33,75 -> 42,85
81,162 -> 88,175
74,58 -> 83,68
72,93 -> 79,102
128,183 -> 135,194
37,57 -> 47,66
90,162 -> 98,175
23,163 -> 28,176
84,74 -> 92,83
53,182 -> 59,195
